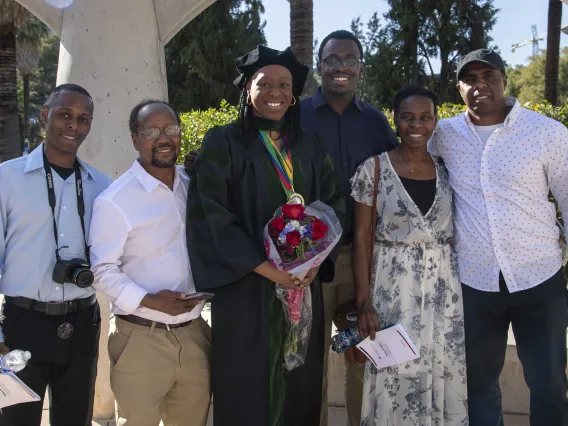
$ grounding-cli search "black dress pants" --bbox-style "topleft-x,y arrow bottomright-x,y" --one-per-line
463,269 -> 568,426
0,300 -> 100,426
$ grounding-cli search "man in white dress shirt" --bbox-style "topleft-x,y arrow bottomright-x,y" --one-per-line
429,49 -> 568,425
89,100 -> 211,426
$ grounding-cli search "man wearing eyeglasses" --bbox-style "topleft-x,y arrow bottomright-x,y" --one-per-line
89,100 -> 211,426
300,30 -> 399,426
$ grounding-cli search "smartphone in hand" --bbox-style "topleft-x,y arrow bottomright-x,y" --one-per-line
183,292 -> 215,301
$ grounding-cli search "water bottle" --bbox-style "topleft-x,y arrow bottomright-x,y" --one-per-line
331,326 -> 362,353
0,350 -> 31,373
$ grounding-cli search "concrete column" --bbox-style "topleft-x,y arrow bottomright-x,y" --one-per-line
16,0 -> 215,178
14,0 -> 216,421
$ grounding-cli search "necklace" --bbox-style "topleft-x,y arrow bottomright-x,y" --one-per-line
397,150 -> 422,173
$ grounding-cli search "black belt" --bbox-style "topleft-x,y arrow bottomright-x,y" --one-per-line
4,294 -> 97,316
117,314 -> 192,330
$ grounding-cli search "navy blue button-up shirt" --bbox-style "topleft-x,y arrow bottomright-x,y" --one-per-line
301,88 -> 398,240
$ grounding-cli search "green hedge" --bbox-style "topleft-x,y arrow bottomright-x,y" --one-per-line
179,100 -> 568,278
179,100 -> 238,161
178,100 -> 567,161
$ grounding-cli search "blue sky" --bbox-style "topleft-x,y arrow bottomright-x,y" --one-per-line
261,0 -> 566,71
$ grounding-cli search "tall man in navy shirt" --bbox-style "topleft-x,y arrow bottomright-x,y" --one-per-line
184,31 -> 398,425
302,30 -> 398,426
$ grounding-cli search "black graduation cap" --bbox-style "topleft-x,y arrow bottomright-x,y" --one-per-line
234,45 -> 309,97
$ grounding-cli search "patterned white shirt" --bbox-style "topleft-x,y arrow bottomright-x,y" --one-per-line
429,98 -> 568,292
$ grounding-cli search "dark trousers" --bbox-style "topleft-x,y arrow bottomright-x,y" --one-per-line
463,269 -> 568,426
0,300 -> 101,426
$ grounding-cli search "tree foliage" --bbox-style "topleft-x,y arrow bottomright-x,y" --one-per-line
165,0 -> 266,112
352,0 -> 498,106
0,0 -> 33,162
0,0 -> 29,116
178,100 -> 564,161
17,30 -> 59,149
17,16 -> 49,143
351,13 -> 406,108
420,0 -> 498,101
506,48 -> 568,105
16,15 -> 47,75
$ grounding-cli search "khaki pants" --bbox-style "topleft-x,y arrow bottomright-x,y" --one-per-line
108,316 -> 212,426
320,245 -> 365,426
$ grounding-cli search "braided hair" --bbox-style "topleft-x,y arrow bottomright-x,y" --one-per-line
237,77 -> 302,147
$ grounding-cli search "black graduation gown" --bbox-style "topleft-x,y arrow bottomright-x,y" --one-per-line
186,122 -> 345,426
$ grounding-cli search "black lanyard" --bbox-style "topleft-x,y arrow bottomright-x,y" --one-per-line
42,147 -> 90,264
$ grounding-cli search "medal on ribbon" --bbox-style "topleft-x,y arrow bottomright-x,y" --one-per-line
258,130 -> 305,206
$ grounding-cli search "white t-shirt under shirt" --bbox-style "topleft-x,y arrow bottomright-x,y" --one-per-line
472,123 -> 504,145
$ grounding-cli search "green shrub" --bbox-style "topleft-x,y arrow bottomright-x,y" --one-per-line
179,99 -> 568,277
521,101 -> 568,127
179,100 -> 567,161
178,100 -> 238,163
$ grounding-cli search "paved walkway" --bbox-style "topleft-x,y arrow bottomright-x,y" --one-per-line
40,406 -> 529,426
39,305 -> 534,425
40,407 -> 529,426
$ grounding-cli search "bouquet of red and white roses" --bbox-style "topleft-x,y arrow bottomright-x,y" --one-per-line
263,200 -> 343,371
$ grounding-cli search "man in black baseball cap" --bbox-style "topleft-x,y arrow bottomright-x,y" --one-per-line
428,47 -> 568,425
456,48 -> 505,80
454,48 -> 509,121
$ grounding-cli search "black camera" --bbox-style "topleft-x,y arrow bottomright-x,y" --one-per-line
53,258 -> 94,288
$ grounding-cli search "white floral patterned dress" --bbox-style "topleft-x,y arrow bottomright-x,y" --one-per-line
350,152 -> 468,426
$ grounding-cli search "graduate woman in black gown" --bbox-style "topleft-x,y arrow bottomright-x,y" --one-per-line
186,46 -> 345,426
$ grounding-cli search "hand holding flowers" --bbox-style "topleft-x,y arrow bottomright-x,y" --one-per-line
263,200 -> 343,371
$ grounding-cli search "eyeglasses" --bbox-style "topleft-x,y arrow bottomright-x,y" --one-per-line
137,124 -> 181,141
322,56 -> 361,70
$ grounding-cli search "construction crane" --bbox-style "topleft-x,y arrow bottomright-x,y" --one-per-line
511,25 -> 546,56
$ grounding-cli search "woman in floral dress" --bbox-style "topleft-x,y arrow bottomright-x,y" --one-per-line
351,86 -> 468,426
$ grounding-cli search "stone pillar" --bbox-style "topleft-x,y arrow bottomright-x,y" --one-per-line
14,0 -> 216,420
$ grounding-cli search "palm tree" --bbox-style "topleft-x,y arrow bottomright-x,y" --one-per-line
545,0 -> 562,105
0,0 -> 29,161
17,16 -> 48,146
289,0 -> 314,97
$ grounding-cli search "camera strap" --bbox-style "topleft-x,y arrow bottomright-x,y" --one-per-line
42,146 -> 90,264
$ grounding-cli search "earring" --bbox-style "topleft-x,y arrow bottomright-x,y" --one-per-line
291,96 -> 297,106
246,93 -> 252,106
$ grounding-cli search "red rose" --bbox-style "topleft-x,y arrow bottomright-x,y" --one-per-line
286,230 -> 302,247
312,219 -> 329,241
282,204 -> 305,220
286,246 -> 294,254
269,217 -> 285,238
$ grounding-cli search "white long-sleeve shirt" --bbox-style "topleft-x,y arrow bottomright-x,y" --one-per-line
429,98 -> 568,292
89,160 -> 202,323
